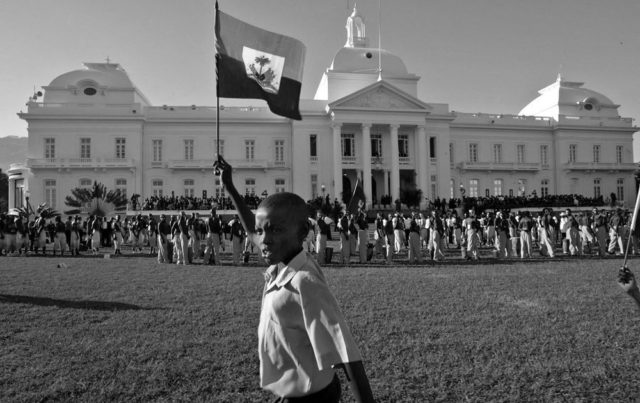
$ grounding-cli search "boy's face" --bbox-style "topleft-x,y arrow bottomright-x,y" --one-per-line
255,205 -> 306,265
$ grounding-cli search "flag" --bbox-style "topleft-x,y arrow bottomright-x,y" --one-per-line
347,178 -> 366,215
215,6 -> 306,120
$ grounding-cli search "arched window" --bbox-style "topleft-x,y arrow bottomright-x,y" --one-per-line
152,179 -> 163,197
541,179 -> 549,197
493,179 -> 503,196
245,178 -> 256,196
44,179 -> 57,208
593,178 -> 601,198
184,179 -> 195,197
617,178 -> 625,201
469,179 -> 478,197
115,179 -> 127,198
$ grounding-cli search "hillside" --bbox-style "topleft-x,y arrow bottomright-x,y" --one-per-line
0,136 -> 27,173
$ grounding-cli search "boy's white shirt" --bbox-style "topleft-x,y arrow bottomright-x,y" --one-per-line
259,250 -> 362,398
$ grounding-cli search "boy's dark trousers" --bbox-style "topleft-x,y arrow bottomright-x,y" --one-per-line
273,375 -> 340,403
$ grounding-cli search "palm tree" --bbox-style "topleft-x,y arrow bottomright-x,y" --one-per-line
254,55 -> 270,75
64,181 -> 127,217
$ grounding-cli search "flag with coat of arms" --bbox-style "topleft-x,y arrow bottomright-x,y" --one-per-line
215,4 -> 306,120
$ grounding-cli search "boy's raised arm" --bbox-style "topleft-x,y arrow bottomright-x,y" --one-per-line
214,156 -> 256,239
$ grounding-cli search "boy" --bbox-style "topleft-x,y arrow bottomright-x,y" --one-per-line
215,156 -> 374,402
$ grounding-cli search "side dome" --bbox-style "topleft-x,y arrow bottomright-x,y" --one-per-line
519,75 -> 620,119
42,62 -> 150,106
48,63 -> 134,90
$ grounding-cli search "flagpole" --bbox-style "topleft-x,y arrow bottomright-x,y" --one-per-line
623,188 -> 640,267
214,0 -> 221,176
377,0 -> 382,81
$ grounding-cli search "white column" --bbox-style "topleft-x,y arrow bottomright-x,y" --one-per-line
390,124 -> 400,203
384,170 -> 390,196
8,176 -> 15,210
332,123 -> 342,202
417,125 -> 428,208
361,123 -> 372,209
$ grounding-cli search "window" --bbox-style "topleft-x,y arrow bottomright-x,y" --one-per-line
115,138 -> 126,159
540,145 -> 548,166
593,145 -> 600,163
215,179 -> 225,199
80,138 -> 91,159
569,144 -> 577,163
275,178 -> 286,193
184,139 -> 194,160
311,174 -> 318,198
493,179 -> 503,196
215,139 -> 225,157
245,178 -> 256,196
245,140 -> 255,160
184,179 -> 195,197
44,179 -> 56,208
152,179 -> 164,197
617,178 -> 625,201
450,179 -> 455,199
616,145 -> 624,164
115,178 -> 127,198
371,134 -> 382,157
398,135 -> 409,158
469,179 -> 478,197
429,137 -> 436,159
517,179 -> 526,196
275,139 -> 285,163
44,138 -> 55,159
469,143 -> 478,163
541,179 -> 549,197
341,133 -> 355,157
152,139 -> 163,162
449,143 -> 454,164
516,144 -> 525,164
309,135 -> 317,158
493,144 -> 502,163
593,178 -> 601,198
79,178 -> 92,188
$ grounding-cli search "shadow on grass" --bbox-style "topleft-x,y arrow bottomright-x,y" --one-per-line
0,294 -> 162,311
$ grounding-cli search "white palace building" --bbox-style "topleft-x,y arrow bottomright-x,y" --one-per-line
8,7 -> 638,212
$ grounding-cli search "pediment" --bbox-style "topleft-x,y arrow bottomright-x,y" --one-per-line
329,81 -> 431,112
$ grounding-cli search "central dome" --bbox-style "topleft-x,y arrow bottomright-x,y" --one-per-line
330,47 -> 408,76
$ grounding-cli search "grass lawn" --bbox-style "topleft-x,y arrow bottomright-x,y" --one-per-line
2,255 -> 640,402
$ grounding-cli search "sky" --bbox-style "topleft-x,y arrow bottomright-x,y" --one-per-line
1,0 -> 639,158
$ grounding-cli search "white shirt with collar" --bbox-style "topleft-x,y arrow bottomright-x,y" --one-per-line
259,250 -> 362,398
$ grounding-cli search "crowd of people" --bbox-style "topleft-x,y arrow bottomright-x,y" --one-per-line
0,210 -> 252,266
310,206 -> 639,265
1,196 -> 635,266
136,194 -> 264,212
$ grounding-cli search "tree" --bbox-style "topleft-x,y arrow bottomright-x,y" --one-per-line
0,170 -> 8,213
64,181 -> 127,217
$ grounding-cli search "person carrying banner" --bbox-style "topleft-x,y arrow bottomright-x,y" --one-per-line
204,208 -> 224,265
337,212 -> 351,265
315,211 -> 332,265
214,155 -> 374,403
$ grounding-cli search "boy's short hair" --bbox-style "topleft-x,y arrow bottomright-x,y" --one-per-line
259,192 -> 309,235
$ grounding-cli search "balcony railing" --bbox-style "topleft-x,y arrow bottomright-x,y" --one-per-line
28,157 -> 135,169
457,161 -> 541,171
399,156 -> 412,166
563,162 -> 637,172
342,156 -> 357,165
